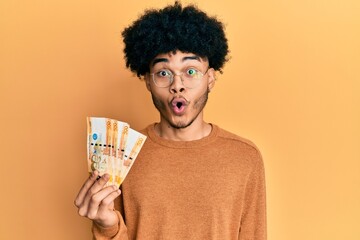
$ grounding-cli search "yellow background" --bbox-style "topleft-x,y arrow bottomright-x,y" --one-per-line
0,0 -> 359,239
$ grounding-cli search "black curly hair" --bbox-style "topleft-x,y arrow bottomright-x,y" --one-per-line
122,1 -> 229,78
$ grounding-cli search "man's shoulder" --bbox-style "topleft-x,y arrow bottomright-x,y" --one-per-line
213,125 -> 264,169
139,123 -> 153,136
215,125 -> 261,154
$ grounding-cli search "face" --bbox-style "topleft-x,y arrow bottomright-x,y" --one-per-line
145,51 -> 216,129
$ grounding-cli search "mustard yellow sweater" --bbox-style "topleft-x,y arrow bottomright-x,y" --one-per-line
93,123 -> 266,240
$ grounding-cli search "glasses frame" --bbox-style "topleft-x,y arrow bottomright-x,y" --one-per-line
150,67 -> 209,89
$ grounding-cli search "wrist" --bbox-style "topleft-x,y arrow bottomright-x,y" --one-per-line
96,210 -> 120,228
92,211 -> 120,238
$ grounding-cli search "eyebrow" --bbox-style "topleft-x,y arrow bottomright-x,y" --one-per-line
151,55 -> 201,67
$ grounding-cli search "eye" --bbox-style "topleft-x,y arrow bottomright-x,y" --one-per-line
156,70 -> 171,78
186,68 -> 199,77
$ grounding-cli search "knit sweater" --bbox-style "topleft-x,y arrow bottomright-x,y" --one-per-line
92,123 -> 267,240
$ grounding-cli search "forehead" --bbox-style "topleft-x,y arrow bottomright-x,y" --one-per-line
150,51 -> 208,67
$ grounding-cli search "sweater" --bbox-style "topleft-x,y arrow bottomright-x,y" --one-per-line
92,123 -> 267,240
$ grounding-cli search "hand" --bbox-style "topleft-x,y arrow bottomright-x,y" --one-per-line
74,171 -> 121,228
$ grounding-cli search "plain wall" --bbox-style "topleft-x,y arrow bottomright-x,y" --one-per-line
0,0 -> 359,239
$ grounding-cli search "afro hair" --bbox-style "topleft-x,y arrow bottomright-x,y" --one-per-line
122,1 -> 229,78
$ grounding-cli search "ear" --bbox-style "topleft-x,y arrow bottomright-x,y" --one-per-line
144,73 -> 151,91
207,68 -> 216,91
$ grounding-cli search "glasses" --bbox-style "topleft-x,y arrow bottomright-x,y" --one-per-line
150,67 -> 209,88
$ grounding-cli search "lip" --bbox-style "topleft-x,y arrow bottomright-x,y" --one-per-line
170,97 -> 188,115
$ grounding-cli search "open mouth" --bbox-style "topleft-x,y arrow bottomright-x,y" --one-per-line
171,98 -> 187,114
176,102 -> 183,109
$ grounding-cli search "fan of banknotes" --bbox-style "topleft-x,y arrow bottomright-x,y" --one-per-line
87,117 -> 147,187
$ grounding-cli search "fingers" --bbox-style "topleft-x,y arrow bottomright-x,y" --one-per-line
74,171 -> 122,228
87,185 -> 121,220
77,173 -> 111,216
74,171 -> 99,208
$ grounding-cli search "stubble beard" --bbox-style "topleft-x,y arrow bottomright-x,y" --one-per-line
151,88 -> 210,129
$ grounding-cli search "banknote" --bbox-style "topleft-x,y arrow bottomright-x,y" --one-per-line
87,117 -> 146,187
117,127 -> 146,185
87,118 -> 113,177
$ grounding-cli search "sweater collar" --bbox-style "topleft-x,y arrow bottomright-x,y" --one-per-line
145,123 -> 219,148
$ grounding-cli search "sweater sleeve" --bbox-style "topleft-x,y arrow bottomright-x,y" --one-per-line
239,156 -> 267,240
92,195 -> 129,240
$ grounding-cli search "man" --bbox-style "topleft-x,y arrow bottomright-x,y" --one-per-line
75,2 -> 266,239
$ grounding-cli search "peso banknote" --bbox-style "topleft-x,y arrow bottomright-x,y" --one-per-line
87,117 -> 146,187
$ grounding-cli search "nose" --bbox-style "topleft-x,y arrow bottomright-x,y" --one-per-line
170,74 -> 185,93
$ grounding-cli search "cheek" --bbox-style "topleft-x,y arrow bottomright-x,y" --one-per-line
151,93 -> 167,110
193,88 -> 209,109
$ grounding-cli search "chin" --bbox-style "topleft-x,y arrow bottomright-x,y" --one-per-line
168,116 -> 196,129
170,122 -> 191,129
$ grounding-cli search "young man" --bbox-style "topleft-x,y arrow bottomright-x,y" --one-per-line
75,2 -> 266,239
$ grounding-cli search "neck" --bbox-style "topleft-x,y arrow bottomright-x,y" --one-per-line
155,118 -> 212,141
